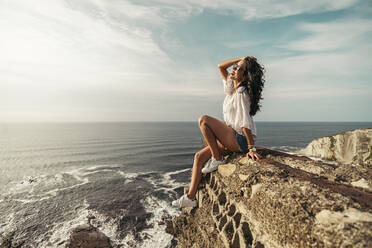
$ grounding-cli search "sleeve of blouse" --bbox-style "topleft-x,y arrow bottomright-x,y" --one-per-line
237,91 -> 254,131
222,73 -> 234,95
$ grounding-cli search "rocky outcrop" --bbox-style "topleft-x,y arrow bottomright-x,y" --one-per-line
67,224 -> 111,248
295,128 -> 372,165
167,146 -> 372,247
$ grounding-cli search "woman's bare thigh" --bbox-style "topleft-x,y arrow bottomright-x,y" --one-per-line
199,115 -> 240,153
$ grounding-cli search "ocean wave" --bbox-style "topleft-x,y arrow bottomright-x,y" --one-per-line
1,165 -> 121,203
140,168 -> 191,193
268,145 -> 304,152
122,195 -> 178,248
0,212 -> 15,237
82,208 -> 128,248
120,168 -> 193,247
36,200 -> 91,247
285,151 -> 339,165
117,170 -> 153,184
162,168 -> 191,189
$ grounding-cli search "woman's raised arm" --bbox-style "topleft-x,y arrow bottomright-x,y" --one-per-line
218,57 -> 243,81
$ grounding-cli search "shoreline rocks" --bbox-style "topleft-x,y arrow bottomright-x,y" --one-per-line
295,128 -> 372,165
67,224 -> 112,248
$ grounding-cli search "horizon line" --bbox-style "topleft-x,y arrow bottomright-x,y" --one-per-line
1,121 -> 372,124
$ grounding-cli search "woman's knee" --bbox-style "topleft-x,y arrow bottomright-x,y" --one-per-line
198,115 -> 210,127
194,149 -> 211,166
194,151 -> 201,161
194,152 -> 203,168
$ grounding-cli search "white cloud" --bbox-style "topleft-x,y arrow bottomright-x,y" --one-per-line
239,0 -> 358,19
267,43 -> 371,80
285,18 -> 372,51
265,83 -> 370,99
265,18 -> 372,102
151,0 -> 358,19
222,40 -> 265,49
0,0 -> 171,89
0,0 -> 181,122
265,44 -> 372,97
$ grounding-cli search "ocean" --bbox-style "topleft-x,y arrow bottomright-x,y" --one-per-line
1,121 -> 371,247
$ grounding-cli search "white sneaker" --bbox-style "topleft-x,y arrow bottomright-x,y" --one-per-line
202,157 -> 225,174
172,194 -> 197,208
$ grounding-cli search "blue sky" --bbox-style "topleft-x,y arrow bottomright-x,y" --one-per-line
1,0 -> 371,122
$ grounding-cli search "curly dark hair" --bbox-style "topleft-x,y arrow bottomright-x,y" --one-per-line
238,57 -> 265,116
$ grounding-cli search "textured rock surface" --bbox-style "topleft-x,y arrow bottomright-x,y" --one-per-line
167,145 -> 372,248
295,128 -> 372,165
67,224 -> 112,248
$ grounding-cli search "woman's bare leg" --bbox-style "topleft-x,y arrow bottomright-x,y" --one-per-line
199,116 -> 223,160
187,142 -> 228,199
198,115 -> 241,160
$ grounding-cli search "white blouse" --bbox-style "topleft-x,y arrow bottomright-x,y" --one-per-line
222,74 -> 257,142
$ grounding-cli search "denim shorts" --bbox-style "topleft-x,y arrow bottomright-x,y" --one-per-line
236,132 -> 257,153
235,132 -> 249,153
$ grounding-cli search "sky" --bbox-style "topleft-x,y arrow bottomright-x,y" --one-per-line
1,0 -> 371,122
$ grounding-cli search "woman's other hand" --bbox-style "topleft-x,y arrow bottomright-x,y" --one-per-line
246,150 -> 262,161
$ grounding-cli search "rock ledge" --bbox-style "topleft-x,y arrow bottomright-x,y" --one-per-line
167,139 -> 372,247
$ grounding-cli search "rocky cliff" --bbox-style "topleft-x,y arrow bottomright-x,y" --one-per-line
295,128 -> 372,165
166,129 -> 372,248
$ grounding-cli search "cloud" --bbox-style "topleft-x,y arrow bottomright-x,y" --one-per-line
264,83 -> 370,99
238,0 -> 358,19
265,17 -> 372,101
284,18 -> 372,51
267,43 -> 371,80
149,0 -> 358,19
265,44 -> 372,100
222,40 -> 265,49
0,0 -> 171,91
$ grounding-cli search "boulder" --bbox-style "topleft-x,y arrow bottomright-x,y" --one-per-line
218,163 -> 236,177
68,224 -> 111,248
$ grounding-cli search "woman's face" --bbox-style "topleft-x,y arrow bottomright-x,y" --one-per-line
231,60 -> 246,83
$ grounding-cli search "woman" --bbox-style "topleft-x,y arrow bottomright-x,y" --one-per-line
172,56 -> 265,208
